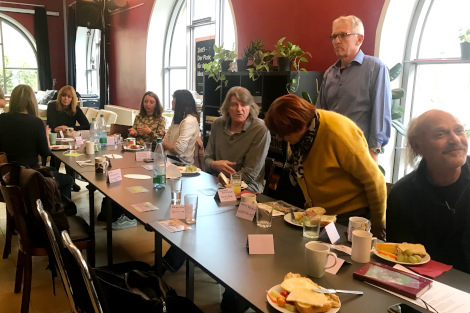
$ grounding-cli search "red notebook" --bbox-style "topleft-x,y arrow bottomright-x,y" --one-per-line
353,262 -> 433,299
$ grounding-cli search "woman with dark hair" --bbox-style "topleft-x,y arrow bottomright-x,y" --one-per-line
47,85 -> 89,192
47,85 -> 90,133
265,94 -> 387,239
128,91 -> 166,146
162,90 -> 200,164
0,84 -> 73,198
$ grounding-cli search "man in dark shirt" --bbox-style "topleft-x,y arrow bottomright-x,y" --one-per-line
387,109 -> 470,273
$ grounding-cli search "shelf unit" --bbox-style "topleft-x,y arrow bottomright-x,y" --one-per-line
202,71 -> 323,164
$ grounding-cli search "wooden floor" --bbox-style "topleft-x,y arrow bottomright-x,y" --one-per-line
0,177 -> 241,313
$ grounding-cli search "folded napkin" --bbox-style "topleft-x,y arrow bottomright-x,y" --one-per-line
406,259 -> 452,278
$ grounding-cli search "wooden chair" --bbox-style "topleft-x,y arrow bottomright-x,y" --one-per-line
0,164 -> 95,313
109,123 -> 130,139
263,157 -> 275,195
0,153 -> 15,259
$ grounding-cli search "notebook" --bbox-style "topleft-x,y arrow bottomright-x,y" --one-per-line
353,262 -> 433,299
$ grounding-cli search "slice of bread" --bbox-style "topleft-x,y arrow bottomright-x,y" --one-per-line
286,287 -> 328,307
320,215 -> 336,227
295,301 -> 332,313
397,243 -> 427,256
218,172 -> 230,186
376,243 -> 398,254
281,277 -> 319,293
306,207 -> 326,216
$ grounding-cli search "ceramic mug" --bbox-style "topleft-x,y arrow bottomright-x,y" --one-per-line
347,216 -> 371,242
95,157 -> 109,174
351,230 -> 377,263
240,193 -> 257,206
65,127 -> 74,138
305,242 -> 337,278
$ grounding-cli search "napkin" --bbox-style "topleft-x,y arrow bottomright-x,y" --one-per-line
166,163 -> 182,179
406,259 -> 452,278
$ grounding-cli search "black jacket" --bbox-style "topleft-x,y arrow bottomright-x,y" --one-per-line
387,156 -> 470,274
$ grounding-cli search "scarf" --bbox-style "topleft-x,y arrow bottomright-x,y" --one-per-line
286,112 -> 320,185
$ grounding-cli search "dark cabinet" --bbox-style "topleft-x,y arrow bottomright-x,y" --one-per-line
202,71 -> 323,164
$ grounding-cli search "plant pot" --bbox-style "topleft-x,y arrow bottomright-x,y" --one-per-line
277,57 -> 291,71
461,42 -> 470,59
236,59 -> 248,71
221,60 -> 232,72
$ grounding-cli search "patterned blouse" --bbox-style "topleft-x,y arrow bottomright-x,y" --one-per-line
132,114 -> 166,145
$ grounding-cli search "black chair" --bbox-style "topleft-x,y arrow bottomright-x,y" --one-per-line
0,156 -> 15,259
263,157 -> 275,195
37,200 -> 104,313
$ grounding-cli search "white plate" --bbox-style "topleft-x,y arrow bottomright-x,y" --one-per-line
267,284 -> 340,313
283,212 -> 304,227
51,145 -> 70,151
372,247 -> 431,265
123,145 -> 144,151
123,174 -> 152,180
177,166 -> 201,176
56,137 -> 74,142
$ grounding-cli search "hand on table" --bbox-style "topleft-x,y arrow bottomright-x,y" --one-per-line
54,125 -> 67,133
371,226 -> 386,241
211,160 -> 236,177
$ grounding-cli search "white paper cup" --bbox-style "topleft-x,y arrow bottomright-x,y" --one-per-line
347,216 -> 371,242
86,141 -> 95,155
240,193 -> 257,205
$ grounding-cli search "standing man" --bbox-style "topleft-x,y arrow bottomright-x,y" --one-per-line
387,110 -> 470,273
317,15 -> 391,163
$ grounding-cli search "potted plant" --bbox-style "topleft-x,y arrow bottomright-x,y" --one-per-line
238,39 -> 264,71
459,28 -> 470,59
247,49 -> 273,81
203,44 -> 237,90
272,37 -> 311,72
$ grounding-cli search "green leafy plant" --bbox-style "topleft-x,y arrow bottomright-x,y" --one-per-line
272,37 -> 311,72
247,50 -> 273,81
459,28 -> 470,42
242,39 -> 264,61
203,44 -> 237,90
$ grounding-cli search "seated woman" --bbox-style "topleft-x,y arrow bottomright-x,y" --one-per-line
47,85 -> 90,191
0,84 -> 73,199
264,94 -> 387,239
128,91 -> 166,146
162,90 -> 200,164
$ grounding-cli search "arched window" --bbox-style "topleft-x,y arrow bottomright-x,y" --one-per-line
162,0 -> 235,109
0,15 -> 38,93
380,0 -> 470,181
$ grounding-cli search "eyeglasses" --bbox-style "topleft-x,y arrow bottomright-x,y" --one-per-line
329,32 -> 359,40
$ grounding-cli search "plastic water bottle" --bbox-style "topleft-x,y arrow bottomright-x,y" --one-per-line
153,138 -> 166,189
89,117 -> 99,151
98,114 -> 107,148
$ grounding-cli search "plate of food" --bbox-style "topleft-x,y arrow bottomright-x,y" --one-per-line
217,172 -> 248,189
177,165 -> 201,176
55,137 -> 74,142
51,145 -> 70,151
372,242 -> 430,265
123,144 -> 144,151
267,272 -> 340,313
284,211 -> 337,228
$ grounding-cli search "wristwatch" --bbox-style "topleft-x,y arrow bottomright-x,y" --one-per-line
370,147 -> 381,154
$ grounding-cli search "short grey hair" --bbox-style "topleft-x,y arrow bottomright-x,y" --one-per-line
219,86 -> 260,121
406,116 -> 421,167
333,15 -> 365,35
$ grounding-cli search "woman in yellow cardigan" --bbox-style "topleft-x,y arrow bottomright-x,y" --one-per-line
265,94 -> 386,239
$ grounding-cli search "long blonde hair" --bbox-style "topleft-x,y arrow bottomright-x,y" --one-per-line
56,85 -> 79,116
9,84 -> 38,116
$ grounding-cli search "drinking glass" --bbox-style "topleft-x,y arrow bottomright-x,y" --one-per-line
184,194 -> 198,224
168,178 -> 182,204
303,215 -> 321,239
230,172 -> 242,194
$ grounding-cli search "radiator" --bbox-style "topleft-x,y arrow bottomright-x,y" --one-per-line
104,105 -> 138,126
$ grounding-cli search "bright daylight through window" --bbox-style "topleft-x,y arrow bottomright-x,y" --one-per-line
0,18 -> 38,93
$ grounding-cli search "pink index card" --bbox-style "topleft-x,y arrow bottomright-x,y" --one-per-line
107,169 -> 122,184
75,137 -> 83,145
218,188 -> 237,202
59,130 -> 64,138
135,151 -> 150,161
170,205 -> 186,219
248,234 -> 274,254
326,257 -> 345,275
236,202 -> 256,221
325,222 -> 340,244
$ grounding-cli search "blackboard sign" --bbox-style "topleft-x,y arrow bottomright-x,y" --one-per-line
195,36 -> 215,95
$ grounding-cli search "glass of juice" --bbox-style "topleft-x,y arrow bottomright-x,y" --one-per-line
230,172 -> 242,195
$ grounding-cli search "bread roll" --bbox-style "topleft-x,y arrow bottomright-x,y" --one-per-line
320,215 -> 336,227
306,207 -> 326,216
